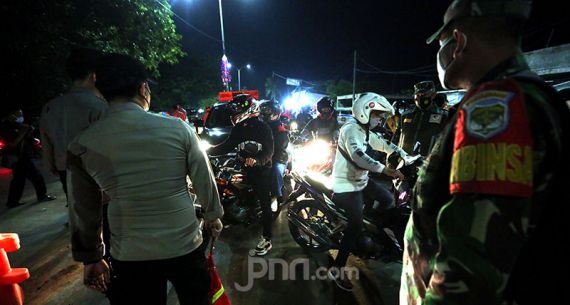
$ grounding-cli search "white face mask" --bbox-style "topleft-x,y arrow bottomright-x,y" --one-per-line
436,36 -> 457,90
369,117 -> 381,128
15,116 -> 24,124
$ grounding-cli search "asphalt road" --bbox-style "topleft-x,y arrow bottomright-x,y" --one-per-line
0,162 -> 402,305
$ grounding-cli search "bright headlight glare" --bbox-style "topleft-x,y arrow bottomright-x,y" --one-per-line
199,140 -> 212,152
292,140 -> 332,172
290,121 -> 299,131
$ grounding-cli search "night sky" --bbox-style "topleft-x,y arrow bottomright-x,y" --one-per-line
170,0 -> 570,94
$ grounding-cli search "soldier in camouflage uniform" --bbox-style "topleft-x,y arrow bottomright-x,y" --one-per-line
400,1 -> 570,305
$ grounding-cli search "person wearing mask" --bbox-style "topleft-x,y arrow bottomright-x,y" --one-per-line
259,101 -> 289,209
299,97 -> 339,142
168,104 -> 190,124
1,108 -> 56,208
401,1 -> 569,305
395,80 -> 449,156
40,47 -> 108,196
328,92 -> 407,291
208,94 -> 275,256
67,53 -> 223,305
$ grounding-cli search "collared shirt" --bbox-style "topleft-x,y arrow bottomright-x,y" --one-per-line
68,101 -> 223,262
40,87 -> 108,171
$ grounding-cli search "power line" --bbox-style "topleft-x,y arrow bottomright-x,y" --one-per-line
358,56 -> 436,76
154,0 -> 222,44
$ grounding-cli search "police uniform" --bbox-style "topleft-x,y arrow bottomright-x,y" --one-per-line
401,55 -> 570,305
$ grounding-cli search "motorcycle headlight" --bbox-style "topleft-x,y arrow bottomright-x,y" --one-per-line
292,140 -> 333,172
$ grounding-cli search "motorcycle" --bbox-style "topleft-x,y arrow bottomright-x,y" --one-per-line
286,153 -> 423,261
208,153 -> 292,225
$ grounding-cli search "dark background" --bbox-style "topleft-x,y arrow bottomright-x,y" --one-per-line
170,0 -> 570,94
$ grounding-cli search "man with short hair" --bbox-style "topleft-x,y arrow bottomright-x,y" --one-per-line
67,53 -> 223,305
40,47 -> 108,195
401,1 -> 570,305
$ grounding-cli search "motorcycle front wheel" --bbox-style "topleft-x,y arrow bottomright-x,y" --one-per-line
288,199 -> 336,252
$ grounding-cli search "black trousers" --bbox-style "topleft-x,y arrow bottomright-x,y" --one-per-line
248,169 -> 273,240
7,157 -> 47,204
333,181 -> 393,267
107,248 -> 211,305
58,170 -> 67,195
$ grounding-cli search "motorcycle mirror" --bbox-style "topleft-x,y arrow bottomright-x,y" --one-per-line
413,141 -> 422,155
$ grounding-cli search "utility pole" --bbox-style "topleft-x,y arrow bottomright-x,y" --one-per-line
218,0 -> 230,91
352,50 -> 357,103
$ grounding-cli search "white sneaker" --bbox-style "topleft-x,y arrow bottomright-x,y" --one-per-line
248,237 -> 272,256
271,198 -> 278,212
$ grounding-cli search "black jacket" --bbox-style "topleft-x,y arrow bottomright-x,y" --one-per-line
209,117 -> 274,171
268,120 -> 289,164
300,116 -> 338,142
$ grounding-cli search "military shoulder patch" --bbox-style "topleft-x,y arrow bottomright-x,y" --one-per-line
462,90 -> 514,140
450,79 -> 533,198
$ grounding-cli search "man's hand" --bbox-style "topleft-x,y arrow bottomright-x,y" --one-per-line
382,167 -> 405,180
205,218 -> 223,238
244,158 -> 257,167
83,259 -> 110,293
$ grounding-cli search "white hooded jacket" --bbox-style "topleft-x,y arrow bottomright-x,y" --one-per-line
332,119 -> 406,193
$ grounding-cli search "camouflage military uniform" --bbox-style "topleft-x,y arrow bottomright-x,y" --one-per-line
400,54 -> 569,305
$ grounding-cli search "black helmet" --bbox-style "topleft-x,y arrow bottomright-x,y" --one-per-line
414,81 -> 436,111
229,94 -> 259,125
316,97 -> 334,114
259,101 -> 281,122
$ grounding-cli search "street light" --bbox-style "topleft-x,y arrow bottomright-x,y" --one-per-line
237,64 -> 252,91
216,0 -> 231,91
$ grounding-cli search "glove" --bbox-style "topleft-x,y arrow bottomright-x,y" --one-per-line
205,218 -> 223,238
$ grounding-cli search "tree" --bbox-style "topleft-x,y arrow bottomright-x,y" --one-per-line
264,76 -> 279,100
151,54 -> 222,111
325,80 -> 353,97
1,0 -> 184,115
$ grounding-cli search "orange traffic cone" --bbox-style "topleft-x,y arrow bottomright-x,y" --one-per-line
208,239 -> 231,305
0,233 -> 30,305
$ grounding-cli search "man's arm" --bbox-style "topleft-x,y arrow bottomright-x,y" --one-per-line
255,123 -> 274,167
369,130 -> 408,157
39,114 -> 57,173
341,125 -> 385,173
422,195 -> 529,305
184,123 -> 223,221
67,143 -> 105,263
275,126 -> 290,154
299,119 -> 316,141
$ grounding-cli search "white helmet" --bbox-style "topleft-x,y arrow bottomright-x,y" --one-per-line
352,92 -> 394,125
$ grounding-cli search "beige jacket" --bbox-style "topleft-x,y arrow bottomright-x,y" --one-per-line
68,102 -> 222,262
40,87 -> 108,171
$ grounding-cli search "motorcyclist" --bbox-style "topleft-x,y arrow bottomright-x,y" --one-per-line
259,101 -> 289,209
299,97 -> 339,142
327,92 -> 407,291
394,80 -> 449,156
208,94 -> 275,256
294,105 -> 313,132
